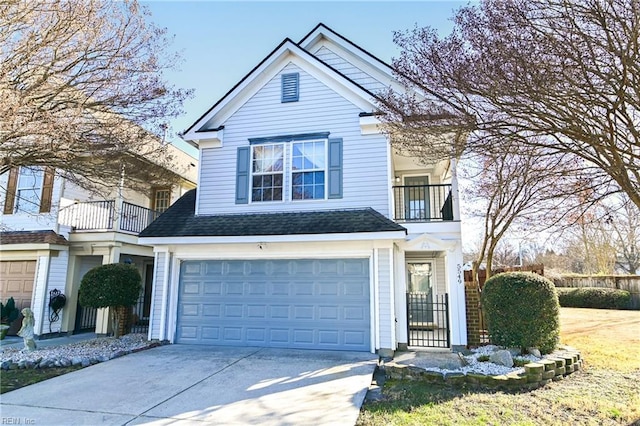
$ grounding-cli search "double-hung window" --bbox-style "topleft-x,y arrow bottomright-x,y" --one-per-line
241,134 -> 340,204
251,143 -> 284,202
291,140 -> 326,200
15,167 -> 44,213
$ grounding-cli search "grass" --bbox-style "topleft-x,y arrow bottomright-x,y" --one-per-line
1,366 -> 82,394
358,307 -> 640,426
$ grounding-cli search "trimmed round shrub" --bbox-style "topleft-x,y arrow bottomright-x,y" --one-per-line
79,263 -> 141,308
556,287 -> 632,309
79,263 -> 141,337
481,272 -> 560,354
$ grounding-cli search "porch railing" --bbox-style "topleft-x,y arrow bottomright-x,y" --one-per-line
59,200 -> 160,234
392,184 -> 453,222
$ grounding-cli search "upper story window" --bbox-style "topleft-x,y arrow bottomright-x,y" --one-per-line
15,167 -> 44,213
292,140 -> 326,200
3,166 -> 54,215
281,73 -> 299,103
152,188 -> 171,213
237,134 -> 342,205
251,144 -> 284,202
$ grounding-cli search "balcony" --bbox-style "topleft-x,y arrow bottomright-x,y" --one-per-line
58,200 -> 161,234
392,184 -> 454,222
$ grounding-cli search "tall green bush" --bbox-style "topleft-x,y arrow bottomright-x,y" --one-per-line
79,263 -> 141,338
556,287 -> 632,309
481,272 -> 560,354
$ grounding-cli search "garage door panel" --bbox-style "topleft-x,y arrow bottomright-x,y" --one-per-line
176,259 -> 370,351
1,260 -> 36,312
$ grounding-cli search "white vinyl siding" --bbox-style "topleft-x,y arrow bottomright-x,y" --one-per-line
39,251 -> 69,334
313,46 -> 387,93
197,63 -> 390,216
377,248 -> 393,349
149,252 -> 166,340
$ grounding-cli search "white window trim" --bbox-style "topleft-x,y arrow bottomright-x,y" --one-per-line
249,142 -> 286,204
15,166 -> 44,214
289,138 -> 328,202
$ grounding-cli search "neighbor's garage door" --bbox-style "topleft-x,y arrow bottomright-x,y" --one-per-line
176,259 -> 371,351
0,260 -> 36,310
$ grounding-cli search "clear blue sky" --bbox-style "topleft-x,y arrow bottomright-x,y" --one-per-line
141,1 -> 468,156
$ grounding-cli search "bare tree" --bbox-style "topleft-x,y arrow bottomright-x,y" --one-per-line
381,0 -> 640,208
0,0 -> 192,193
609,199 -> 640,274
462,145 -> 586,282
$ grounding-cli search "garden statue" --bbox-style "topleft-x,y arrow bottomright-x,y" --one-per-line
17,308 -> 37,351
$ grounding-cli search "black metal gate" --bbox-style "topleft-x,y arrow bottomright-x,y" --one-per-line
74,302 -> 97,332
407,292 -> 450,348
130,263 -> 153,334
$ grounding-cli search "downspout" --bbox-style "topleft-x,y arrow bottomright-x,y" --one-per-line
37,256 -> 52,336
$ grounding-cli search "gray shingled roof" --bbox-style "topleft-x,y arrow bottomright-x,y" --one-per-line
139,190 -> 406,238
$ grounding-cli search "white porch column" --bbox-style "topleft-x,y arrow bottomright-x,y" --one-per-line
450,157 -> 461,221
446,241 -> 467,348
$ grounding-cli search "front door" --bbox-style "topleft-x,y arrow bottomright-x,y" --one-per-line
407,262 -> 434,324
404,176 -> 430,220
406,261 -> 450,348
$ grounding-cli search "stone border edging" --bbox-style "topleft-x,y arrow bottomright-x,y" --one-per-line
383,349 -> 583,390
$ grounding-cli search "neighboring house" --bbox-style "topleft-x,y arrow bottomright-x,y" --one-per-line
0,142 -> 197,338
139,24 -> 466,356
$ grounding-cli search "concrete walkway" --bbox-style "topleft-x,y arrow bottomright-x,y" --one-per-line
1,344 -> 377,426
1,332 -> 98,350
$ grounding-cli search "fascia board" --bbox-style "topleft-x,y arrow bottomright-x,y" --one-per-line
138,230 -> 407,246
0,243 -> 69,253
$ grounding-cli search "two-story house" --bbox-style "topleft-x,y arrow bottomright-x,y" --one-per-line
0,140 -> 197,338
139,24 -> 466,356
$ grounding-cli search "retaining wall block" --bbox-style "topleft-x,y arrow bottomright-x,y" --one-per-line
527,373 -> 543,383
542,370 -> 556,380
466,373 -> 486,385
525,363 -> 545,374
548,358 -> 565,368
489,375 -> 509,387
422,370 -> 445,383
445,372 -> 466,385
540,359 -> 557,371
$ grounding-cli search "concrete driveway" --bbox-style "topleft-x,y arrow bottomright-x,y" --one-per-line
1,345 -> 377,425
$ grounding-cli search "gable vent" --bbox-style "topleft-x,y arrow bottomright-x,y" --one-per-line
281,73 -> 299,103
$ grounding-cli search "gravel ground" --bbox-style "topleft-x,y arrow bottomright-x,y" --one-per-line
0,334 -> 160,369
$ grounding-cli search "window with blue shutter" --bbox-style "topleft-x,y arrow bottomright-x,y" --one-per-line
281,73 -> 299,103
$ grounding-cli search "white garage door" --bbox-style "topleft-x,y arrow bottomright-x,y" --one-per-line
176,259 -> 371,351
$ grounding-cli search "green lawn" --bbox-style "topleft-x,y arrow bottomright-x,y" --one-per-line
357,308 -> 640,426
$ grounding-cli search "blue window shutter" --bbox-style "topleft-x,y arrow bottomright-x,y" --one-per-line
328,138 -> 343,199
281,73 -> 299,103
236,146 -> 250,204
